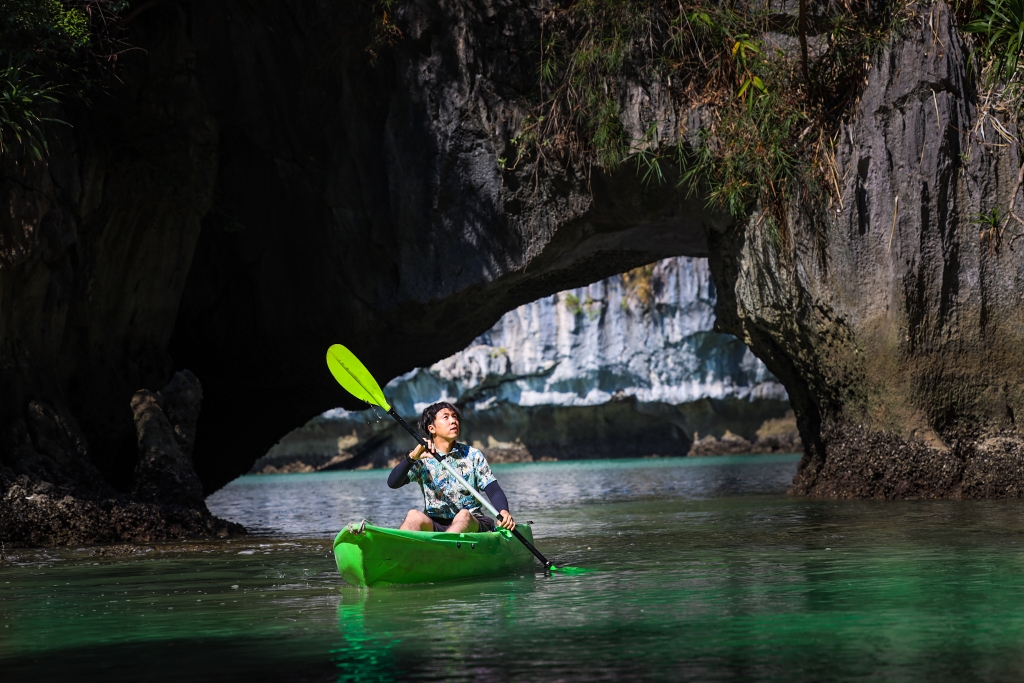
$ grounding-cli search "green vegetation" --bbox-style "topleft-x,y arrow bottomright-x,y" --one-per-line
0,66 -> 60,158
564,292 -> 583,315
517,0 -> 1024,244
366,0 -> 402,62
621,264 -> 655,309
515,0 -> 910,233
959,0 -> 1024,248
565,292 -> 602,319
964,0 -> 1024,85
0,0 -> 129,159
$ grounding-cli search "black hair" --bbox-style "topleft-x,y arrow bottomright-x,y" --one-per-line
418,401 -> 462,435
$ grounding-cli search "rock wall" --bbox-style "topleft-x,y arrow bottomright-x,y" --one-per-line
0,372 -> 241,546
1,0 -> 723,544
166,0 -> 726,490
253,256 -> 796,472
3,0 -> 1024,546
709,3 -> 1024,498
0,11 -> 242,544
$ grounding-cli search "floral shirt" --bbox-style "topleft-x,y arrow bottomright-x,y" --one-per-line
407,443 -> 496,520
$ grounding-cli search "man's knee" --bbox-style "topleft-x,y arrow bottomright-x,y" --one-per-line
401,510 -> 432,530
451,509 -> 479,531
405,509 -> 429,523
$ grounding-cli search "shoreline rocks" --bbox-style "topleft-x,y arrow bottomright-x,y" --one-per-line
689,413 -> 803,456
0,372 -> 242,547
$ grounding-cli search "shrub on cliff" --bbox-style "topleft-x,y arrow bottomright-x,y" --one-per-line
0,0 -> 129,158
513,0 -> 909,236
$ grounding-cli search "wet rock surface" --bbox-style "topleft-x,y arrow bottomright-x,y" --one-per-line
796,425 -> 1024,500
0,373 -> 241,547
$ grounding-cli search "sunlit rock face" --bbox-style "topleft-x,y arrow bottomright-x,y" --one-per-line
253,257 -> 794,472
388,256 -> 783,410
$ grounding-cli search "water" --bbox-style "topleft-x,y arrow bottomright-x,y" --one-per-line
3,454 -> 1024,681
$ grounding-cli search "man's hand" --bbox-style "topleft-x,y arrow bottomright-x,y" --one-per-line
409,441 -> 438,460
496,510 -> 516,531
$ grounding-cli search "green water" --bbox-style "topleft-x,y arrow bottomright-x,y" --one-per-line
3,455 -> 1024,681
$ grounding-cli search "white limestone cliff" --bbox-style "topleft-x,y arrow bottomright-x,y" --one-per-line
254,257 -> 795,472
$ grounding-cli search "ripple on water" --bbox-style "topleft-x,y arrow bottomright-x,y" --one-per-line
4,455 -> 1024,682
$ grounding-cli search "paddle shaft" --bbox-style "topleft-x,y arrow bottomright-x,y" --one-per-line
387,407 -> 554,569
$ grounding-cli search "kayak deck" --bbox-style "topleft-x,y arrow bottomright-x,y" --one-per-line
333,522 -> 536,586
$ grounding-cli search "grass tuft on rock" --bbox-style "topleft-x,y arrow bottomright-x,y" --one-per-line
515,0 -> 914,232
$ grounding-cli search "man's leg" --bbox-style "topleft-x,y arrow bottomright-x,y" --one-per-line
445,509 -> 480,533
399,509 -> 434,531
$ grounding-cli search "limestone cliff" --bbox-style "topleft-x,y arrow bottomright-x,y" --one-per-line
253,256 -> 795,471
2,0 -> 1024,545
710,3 -> 1024,498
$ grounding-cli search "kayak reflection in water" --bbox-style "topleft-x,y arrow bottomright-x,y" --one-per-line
387,401 -> 516,534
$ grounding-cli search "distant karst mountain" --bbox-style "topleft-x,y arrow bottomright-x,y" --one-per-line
252,257 -> 798,473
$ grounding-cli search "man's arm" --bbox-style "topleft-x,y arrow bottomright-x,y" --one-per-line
387,455 -> 414,489
388,442 -> 439,489
468,447 -> 515,530
484,481 -> 515,530
483,481 -> 508,513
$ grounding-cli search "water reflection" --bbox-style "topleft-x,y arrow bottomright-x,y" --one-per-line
334,591 -> 401,683
5,457 -> 1024,682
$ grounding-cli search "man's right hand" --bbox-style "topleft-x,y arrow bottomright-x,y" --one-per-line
409,441 -> 438,460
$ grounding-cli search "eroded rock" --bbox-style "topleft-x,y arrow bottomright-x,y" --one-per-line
0,372 -> 241,547
709,2 -> 1024,497
131,370 -> 205,508
3,0 -> 1024,520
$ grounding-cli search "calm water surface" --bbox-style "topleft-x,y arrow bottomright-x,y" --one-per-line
3,454 -> 1024,682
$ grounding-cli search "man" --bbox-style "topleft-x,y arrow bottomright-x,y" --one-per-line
387,401 -> 516,533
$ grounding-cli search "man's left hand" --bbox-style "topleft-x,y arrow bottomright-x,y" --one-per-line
497,510 -> 516,531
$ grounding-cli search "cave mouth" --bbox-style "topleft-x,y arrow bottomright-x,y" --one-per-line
235,257 -> 798,482
167,120 -> 742,496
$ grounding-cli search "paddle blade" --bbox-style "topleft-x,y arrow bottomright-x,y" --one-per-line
326,344 -> 391,412
551,566 -> 593,575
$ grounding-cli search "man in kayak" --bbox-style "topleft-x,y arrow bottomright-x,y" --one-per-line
387,401 -> 517,534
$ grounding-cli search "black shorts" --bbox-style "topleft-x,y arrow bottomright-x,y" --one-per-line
430,514 -> 496,532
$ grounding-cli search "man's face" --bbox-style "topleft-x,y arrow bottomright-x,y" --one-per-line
428,408 -> 460,440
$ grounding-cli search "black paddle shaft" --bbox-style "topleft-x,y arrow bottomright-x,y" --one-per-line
387,407 -> 555,570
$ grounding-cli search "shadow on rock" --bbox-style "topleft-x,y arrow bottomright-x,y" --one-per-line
0,371 -> 243,547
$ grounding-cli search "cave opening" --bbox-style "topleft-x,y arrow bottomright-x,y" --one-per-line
237,257 -> 798,481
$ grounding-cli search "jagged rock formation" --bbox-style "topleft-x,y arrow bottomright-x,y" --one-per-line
1,1 -> 721,543
169,0 -> 723,492
0,372 -> 240,546
2,0 -> 1024,545
253,256 -> 795,471
689,413 -> 803,457
709,3 -> 1024,498
131,371 -> 207,508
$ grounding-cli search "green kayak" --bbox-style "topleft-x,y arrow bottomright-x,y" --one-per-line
333,522 -> 536,586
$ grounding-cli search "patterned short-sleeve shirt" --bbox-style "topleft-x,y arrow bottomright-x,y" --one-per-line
407,443 -> 496,520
